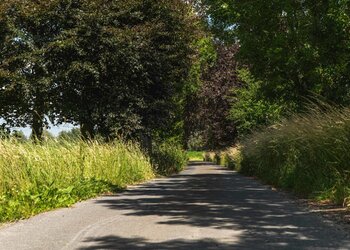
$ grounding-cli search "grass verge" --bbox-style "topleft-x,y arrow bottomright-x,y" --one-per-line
0,139 -> 154,223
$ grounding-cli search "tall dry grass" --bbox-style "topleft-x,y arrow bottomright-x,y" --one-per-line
240,104 -> 350,205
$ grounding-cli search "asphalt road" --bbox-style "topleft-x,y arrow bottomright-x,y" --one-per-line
0,162 -> 349,250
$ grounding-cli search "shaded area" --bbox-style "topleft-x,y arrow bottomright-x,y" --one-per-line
80,236 -> 235,250
81,162 -> 349,249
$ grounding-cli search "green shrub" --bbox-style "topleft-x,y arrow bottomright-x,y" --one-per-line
240,105 -> 350,205
151,143 -> 187,176
0,139 -> 154,223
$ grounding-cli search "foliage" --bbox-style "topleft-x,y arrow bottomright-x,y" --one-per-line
28,129 -> 54,142
185,37 -> 218,96
151,142 -> 188,176
58,128 -> 81,142
0,126 -> 10,139
42,130 -> 55,141
0,139 -> 154,223
239,105 -> 350,205
230,69 -> 285,136
0,0 -> 57,140
188,44 -> 240,149
0,0 -> 199,142
187,131 -> 205,151
204,149 -> 240,168
182,36 -> 216,148
202,0 -> 350,109
50,0 -> 199,141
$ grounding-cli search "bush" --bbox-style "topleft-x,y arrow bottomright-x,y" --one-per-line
240,105 -> 350,205
0,139 -> 154,223
151,142 -> 188,176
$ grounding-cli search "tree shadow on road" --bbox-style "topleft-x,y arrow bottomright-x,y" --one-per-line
79,236 -> 237,250
79,162 -> 350,249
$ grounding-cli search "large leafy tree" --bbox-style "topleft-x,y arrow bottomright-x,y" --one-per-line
48,0 -> 198,140
182,36 -> 217,148
0,0 -> 60,140
182,41 -> 241,150
1,0 -> 199,142
194,44 -> 240,149
201,0 -> 350,108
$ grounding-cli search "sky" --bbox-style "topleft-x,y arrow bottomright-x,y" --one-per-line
1,118 -> 77,138
14,123 -> 77,138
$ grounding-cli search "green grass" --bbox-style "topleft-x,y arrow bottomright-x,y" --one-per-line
0,139 -> 155,223
187,151 -> 204,161
239,105 -> 350,206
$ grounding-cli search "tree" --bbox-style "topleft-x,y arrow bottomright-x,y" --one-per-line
197,44 -> 241,149
182,36 -> 217,148
230,69 -> 284,136
201,0 -> 350,109
0,0 -> 64,141
182,42 -> 241,150
1,0 -> 200,143
48,0 -> 199,141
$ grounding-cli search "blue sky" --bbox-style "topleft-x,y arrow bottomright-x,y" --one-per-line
1,118 -> 77,137
14,123 -> 77,138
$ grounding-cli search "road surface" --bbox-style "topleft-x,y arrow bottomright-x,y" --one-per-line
0,162 -> 349,249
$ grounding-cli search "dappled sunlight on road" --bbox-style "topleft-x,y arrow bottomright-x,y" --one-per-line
0,162 -> 349,250
78,162 -> 349,249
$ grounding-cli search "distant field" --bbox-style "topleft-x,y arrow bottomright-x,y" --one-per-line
187,151 -> 204,161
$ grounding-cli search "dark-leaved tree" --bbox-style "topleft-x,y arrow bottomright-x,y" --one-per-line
184,43 -> 241,150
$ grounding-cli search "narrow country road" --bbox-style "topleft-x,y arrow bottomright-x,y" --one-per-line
0,162 -> 349,249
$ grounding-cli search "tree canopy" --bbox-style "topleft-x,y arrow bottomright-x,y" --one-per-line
2,0 -> 349,148
0,0 -> 200,142
198,0 -> 350,135
202,1 -> 350,103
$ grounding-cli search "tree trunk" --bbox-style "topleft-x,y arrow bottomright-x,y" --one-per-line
31,100 -> 44,142
80,121 -> 95,141
32,113 -> 44,142
140,133 -> 153,155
